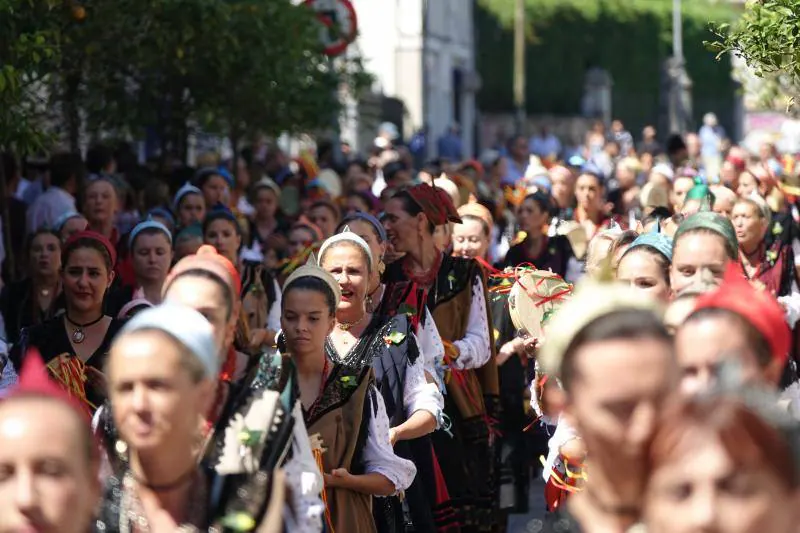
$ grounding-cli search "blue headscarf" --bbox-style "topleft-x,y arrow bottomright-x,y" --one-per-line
625,231 -> 673,262
128,220 -> 173,249
340,211 -> 387,242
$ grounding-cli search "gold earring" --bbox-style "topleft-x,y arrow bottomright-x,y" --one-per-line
378,260 -> 386,275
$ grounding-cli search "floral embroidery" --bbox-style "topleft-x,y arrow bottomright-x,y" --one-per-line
767,250 -> 779,264
340,375 -> 358,389
773,222 -> 784,236
383,331 -> 407,345
237,429 -> 263,448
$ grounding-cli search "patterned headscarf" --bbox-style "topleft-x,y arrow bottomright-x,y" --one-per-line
404,183 -> 462,226
674,211 -> 738,259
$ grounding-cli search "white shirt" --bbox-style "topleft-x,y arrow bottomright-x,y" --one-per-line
26,186 -> 75,234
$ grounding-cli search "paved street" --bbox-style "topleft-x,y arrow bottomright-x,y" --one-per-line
506,478 -> 547,533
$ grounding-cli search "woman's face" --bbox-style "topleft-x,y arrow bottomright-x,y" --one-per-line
517,198 -> 548,235
178,193 -> 205,227
254,188 -> 278,220
732,202 -> 768,251
452,218 -> 489,259
346,220 -> 386,278
617,249 -> 671,302
30,233 -> 61,278
204,219 -> 241,264
670,233 -> 729,294
737,172 -> 758,198
287,227 -> 315,258
61,247 -> 113,314
163,275 -> 234,356
550,173 -> 574,208
321,244 -> 369,316
83,181 -> 117,225
60,217 -> 88,243
383,198 -> 424,254
202,175 -> 228,207
109,330 -> 211,456
309,206 -> 338,239
644,430 -> 799,533
132,233 -> 173,286
575,174 -> 602,212
345,195 -> 371,215
281,288 -> 335,358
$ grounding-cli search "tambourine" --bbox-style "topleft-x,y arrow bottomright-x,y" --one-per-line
508,269 -> 572,340
556,221 -> 588,260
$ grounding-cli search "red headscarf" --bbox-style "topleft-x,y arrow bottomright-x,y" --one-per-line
64,230 -> 118,267
164,244 -> 242,298
694,263 -> 791,364
406,183 -> 462,226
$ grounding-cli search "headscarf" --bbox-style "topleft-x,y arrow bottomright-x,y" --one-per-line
64,230 -> 117,267
404,183 -> 462,226
538,280 -> 662,377
203,206 -> 242,236
624,231 -> 673,262
340,212 -> 387,242
694,263 -> 791,365
146,207 -> 176,228
128,220 -> 173,249
674,211 -> 738,259
318,227 -> 374,272
250,177 -> 282,201
195,166 -> 233,188
685,183 -> 715,209
283,253 -> 342,306
457,202 -> 494,232
52,211 -> 86,233
163,244 -> 242,299
173,182 -> 203,211
120,304 -> 219,379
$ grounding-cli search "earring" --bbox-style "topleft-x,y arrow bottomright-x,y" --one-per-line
378,260 -> 386,276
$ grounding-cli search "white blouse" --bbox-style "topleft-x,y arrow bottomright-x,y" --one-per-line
403,337 -> 444,426
450,278 -> 492,370
416,306 -> 446,393
282,401 -> 325,533
362,385 -> 418,495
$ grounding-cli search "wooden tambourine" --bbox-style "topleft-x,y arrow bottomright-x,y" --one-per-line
508,269 -> 572,339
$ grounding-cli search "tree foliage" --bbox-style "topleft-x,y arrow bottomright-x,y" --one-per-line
2,0 -> 370,158
709,0 -> 800,113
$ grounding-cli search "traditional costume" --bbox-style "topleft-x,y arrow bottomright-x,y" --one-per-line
381,183 -> 499,532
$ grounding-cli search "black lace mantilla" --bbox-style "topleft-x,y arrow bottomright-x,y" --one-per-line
303,363 -> 373,428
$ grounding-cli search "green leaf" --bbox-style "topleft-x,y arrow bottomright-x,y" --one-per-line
398,303 -> 418,317
220,511 -> 256,531
384,331 -> 407,345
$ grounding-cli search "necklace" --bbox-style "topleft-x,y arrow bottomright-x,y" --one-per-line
119,470 -> 206,533
337,312 -> 368,331
65,314 -> 104,344
402,252 -> 443,287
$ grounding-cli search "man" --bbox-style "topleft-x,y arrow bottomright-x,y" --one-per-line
638,125 -> 661,156
502,134 -> 530,186
26,152 -> 82,234
0,353 -> 101,533
539,282 -> 678,532
437,123 -> 464,161
85,143 -> 116,179
530,126 -> 562,161
610,119 -> 634,156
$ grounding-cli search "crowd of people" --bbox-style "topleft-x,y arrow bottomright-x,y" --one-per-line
0,115 -> 799,533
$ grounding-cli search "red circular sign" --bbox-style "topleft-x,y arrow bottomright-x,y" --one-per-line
304,0 -> 358,57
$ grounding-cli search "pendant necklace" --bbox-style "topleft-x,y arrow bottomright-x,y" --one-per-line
337,313 -> 367,332
66,314 -> 104,344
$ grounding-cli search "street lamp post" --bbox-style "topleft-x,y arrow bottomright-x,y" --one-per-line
513,0 -> 526,135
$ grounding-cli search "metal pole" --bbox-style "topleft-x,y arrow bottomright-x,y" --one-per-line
513,0 -> 526,135
672,0 -> 683,60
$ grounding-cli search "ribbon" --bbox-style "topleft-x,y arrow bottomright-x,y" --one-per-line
46,355 -> 95,415
312,447 -> 336,533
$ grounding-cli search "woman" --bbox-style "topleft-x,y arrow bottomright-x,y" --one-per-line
453,202 -> 493,261
319,229 -> 443,532
246,177 -> 290,258
162,246 -> 325,533
106,220 -> 173,316
82,178 -> 120,245
10,230 -> 124,412
737,169 -> 761,199
173,182 -> 206,228
308,200 -> 340,239
0,229 -> 64,345
194,166 -> 230,208
381,183 -> 499,532
671,211 -> 739,294
53,211 -> 89,242
95,304 -> 221,530
287,222 -> 322,261
281,263 -> 417,532
203,208 -> 280,355
337,212 -> 388,313
644,396 -> 800,533
674,263 -> 790,395
574,171 -> 615,239
733,196 -> 797,297
501,191 -> 577,280
616,232 -> 673,302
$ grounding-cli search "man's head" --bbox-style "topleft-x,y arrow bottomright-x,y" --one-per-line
48,153 -> 84,194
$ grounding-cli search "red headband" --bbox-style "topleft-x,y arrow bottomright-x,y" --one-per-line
64,230 -> 117,267
406,183 -> 462,226
164,244 -> 242,297
694,263 -> 791,365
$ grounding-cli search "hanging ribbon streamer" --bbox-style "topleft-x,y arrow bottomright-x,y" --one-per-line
312,447 -> 335,533
46,355 -> 95,415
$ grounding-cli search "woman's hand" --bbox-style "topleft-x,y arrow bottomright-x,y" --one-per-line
85,366 -> 108,396
324,468 -> 352,488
